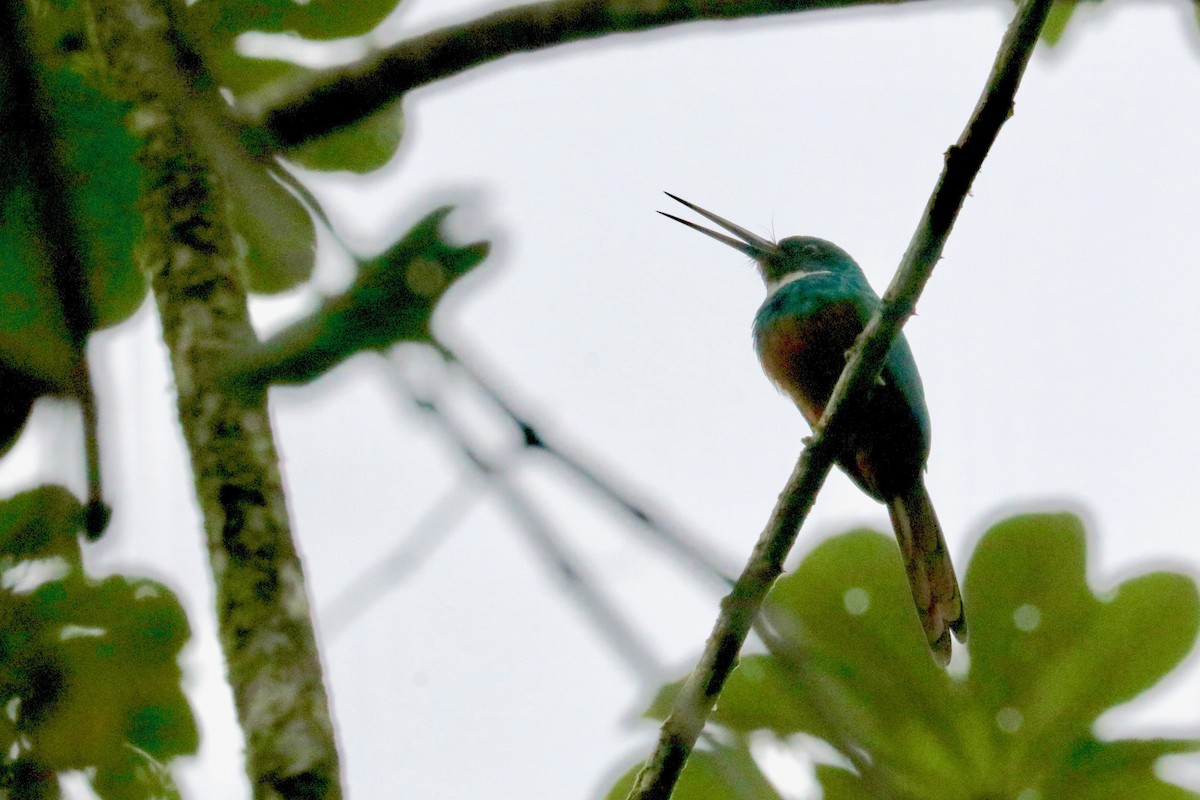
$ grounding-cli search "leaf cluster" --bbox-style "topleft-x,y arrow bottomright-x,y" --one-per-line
0,487 -> 196,798
609,514 -> 1200,800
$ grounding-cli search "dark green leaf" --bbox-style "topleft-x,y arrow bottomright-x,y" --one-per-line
90,746 -> 182,800
0,181 -> 77,389
0,486 -> 83,563
41,66 -> 146,329
285,100 -> 405,174
225,205 -> 489,387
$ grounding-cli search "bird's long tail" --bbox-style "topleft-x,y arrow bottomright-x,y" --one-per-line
886,479 -> 967,666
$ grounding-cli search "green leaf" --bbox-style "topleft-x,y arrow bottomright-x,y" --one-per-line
41,66 -> 146,329
815,765 -> 872,800
964,514 -> 1200,770
0,485 -> 83,563
285,100 -> 405,174
90,745 -> 182,800
605,749 -> 774,800
187,0 -> 409,174
0,176 -> 77,389
613,514 -> 1200,800
178,107 -> 316,294
1041,0 -> 1078,45
225,205 -> 489,387
0,486 -> 197,788
190,0 -> 402,42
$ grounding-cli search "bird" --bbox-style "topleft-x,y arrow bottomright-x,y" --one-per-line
659,192 -> 966,665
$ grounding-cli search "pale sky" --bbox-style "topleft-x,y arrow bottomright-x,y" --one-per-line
4,0 -> 1200,797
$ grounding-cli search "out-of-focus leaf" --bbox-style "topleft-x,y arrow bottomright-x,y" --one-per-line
0,485 -> 83,563
90,745 -> 182,800
186,0 -> 409,174
605,749 -> 772,800
1041,0 -> 1077,44
964,514 -> 1200,768
815,765 -> 872,800
184,112 -> 316,294
189,0 -> 401,43
0,178 -> 77,390
286,99 -> 405,174
616,514 -> 1200,800
225,205 -> 489,388
1,16 -> 146,406
0,487 -> 197,793
41,66 -> 146,329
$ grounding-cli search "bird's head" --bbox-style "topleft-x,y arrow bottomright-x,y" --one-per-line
659,193 -> 861,290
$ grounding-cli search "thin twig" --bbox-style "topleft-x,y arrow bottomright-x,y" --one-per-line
248,0 -> 937,149
387,366 -> 665,683
435,340 -> 736,587
320,474 -> 484,640
626,1 -> 1053,797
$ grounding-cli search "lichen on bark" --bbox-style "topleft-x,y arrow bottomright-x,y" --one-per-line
87,1 -> 341,796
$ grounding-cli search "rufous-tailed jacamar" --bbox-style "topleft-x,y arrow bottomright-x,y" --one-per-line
660,193 -> 966,665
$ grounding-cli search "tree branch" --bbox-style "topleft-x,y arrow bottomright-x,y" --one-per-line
321,473 -> 483,640
87,2 -> 342,797
247,0 -> 936,149
389,368 -> 665,683
436,340 -> 735,588
625,1 -> 1053,797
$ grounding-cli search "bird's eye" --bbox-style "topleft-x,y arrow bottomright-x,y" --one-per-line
802,243 -> 822,257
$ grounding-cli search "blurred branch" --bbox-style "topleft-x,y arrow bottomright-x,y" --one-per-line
436,340 -> 736,588
87,1 -> 342,796
321,474 -> 483,639
248,0 -> 937,149
0,0 -> 110,536
626,0 -> 1053,797
388,366 -> 665,684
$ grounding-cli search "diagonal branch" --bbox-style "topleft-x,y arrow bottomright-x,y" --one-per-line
248,0 -> 937,149
321,473 -> 484,640
625,0 -> 1054,797
435,340 -> 735,588
388,367 -> 665,683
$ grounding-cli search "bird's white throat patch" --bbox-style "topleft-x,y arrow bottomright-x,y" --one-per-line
765,270 -> 832,296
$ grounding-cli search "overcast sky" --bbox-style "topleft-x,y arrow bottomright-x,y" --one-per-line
4,0 -> 1200,797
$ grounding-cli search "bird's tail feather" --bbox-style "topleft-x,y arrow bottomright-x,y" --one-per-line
887,480 -> 967,666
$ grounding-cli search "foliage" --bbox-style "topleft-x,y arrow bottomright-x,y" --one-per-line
1,0 -> 418,453
0,486 -> 196,799
185,0 -> 407,173
224,206 -> 490,389
608,514 -> 1200,800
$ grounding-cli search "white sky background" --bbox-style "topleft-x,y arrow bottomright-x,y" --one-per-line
4,0 -> 1200,797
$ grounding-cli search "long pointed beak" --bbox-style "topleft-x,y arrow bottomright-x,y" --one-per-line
658,192 -> 777,260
